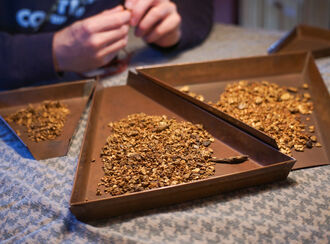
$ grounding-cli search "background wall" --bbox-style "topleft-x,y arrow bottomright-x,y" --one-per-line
214,0 -> 330,31
214,0 -> 239,24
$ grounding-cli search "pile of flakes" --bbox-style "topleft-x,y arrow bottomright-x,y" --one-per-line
208,80 -> 321,155
5,100 -> 70,142
97,113 -> 216,196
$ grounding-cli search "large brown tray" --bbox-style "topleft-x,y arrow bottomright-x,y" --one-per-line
268,25 -> 330,58
0,79 -> 95,160
136,52 -> 330,170
70,72 -> 295,221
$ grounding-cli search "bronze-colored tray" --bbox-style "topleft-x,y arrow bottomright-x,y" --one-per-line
268,25 -> 330,58
70,72 -> 295,221
0,79 -> 96,160
136,52 -> 330,170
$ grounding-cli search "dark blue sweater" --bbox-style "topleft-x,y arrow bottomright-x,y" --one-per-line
0,0 -> 213,89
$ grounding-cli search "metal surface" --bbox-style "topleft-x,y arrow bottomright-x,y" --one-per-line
136,52 -> 330,170
0,79 -> 96,160
268,25 -> 330,58
70,72 -> 295,221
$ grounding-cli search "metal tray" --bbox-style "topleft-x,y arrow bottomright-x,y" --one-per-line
268,25 -> 330,58
136,52 -> 330,170
70,72 -> 295,221
0,79 -> 96,160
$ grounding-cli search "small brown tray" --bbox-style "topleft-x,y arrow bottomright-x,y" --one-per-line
0,79 -> 96,160
136,52 -> 330,170
268,25 -> 330,58
70,72 -> 295,221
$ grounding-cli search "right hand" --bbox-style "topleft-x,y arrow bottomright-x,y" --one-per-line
53,5 -> 131,73
125,0 -> 181,48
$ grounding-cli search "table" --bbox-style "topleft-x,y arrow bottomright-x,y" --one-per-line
1,24 -> 329,244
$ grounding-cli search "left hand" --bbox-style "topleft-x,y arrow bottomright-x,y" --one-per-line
125,0 -> 181,47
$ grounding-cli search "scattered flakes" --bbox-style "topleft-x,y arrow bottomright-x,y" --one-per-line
280,92 -> 291,101
98,113 -> 217,196
310,135 -> 317,142
178,85 -> 206,102
153,121 -> 169,132
315,142 -> 322,147
302,83 -> 309,89
5,101 -> 70,142
202,140 -> 211,147
255,97 -> 263,105
297,104 -> 312,114
294,144 -> 304,152
238,103 -> 247,110
287,87 -> 298,93
191,168 -> 200,173
303,93 -> 311,100
308,125 -> 315,133
179,85 -> 190,93
91,159 -> 96,163
196,95 -> 205,102
228,98 -> 235,104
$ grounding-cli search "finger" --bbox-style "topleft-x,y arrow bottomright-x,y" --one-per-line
97,36 -> 128,62
144,13 -> 181,44
129,0 -> 154,26
88,24 -> 129,50
150,28 -> 181,47
102,5 -> 124,14
135,2 -> 175,37
125,0 -> 138,10
83,9 -> 131,33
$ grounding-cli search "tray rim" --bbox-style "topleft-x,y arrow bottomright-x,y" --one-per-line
135,53 -> 310,149
0,78 -> 97,160
267,24 -> 330,58
134,51 -> 308,71
135,52 -> 330,169
69,79 -> 296,220
0,78 -> 96,97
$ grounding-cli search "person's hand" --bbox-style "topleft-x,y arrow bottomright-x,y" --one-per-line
53,6 -> 131,73
125,0 -> 181,48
